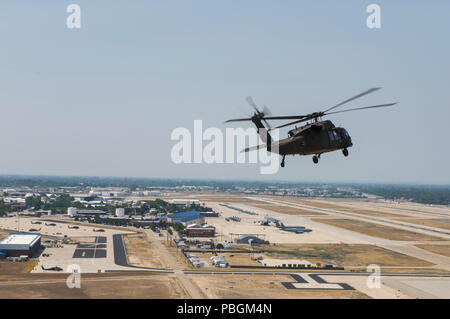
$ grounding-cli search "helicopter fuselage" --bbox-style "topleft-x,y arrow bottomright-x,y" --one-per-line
271,120 -> 353,156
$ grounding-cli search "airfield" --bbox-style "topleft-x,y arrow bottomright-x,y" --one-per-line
1,194 -> 450,299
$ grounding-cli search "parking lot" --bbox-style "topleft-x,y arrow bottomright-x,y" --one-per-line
0,216 -> 135,273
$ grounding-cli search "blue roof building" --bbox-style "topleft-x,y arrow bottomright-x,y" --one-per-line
167,211 -> 201,219
167,211 -> 204,225
173,215 -> 203,224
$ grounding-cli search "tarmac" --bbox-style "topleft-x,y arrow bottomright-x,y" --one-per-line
2,197 -> 450,299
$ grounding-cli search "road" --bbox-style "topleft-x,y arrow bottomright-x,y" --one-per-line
142,229 -> 206,298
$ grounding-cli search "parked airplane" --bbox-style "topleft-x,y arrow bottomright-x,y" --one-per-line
275,222 -> 312,234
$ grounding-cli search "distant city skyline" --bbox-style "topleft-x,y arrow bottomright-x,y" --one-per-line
0,174 -> 448,187
1,1 -> 449,184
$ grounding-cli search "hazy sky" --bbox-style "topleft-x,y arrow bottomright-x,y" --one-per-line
0,1 -> 449,184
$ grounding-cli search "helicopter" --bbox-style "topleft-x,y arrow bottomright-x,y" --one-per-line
225,88 -> 397,167
41,265 -> 63,272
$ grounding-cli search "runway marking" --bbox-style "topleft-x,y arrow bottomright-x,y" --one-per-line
281,274 -> 354,290
72,237 -> 108,258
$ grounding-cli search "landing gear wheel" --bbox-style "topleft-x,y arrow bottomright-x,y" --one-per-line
342,148 -> 349,157
312,155 -> 319,164
281,155 -> 286,168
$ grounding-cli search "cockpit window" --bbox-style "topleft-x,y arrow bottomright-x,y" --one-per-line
333,131 -> 339,140
328,130 -> 339,141
342,129 -> 349,138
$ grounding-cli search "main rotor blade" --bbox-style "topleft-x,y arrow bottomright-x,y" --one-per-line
246,96 -> 259,113
224,118 -> 253,123
325,103 -> 397,115
263,105 -> 272,116
323,87 -> 382,113
263,115 -> 308,120
274,117 -> 310,129
225,115 -> 309,123
262,105 -> 272,128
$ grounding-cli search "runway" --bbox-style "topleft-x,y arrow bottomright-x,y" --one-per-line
258,197 -> 450,237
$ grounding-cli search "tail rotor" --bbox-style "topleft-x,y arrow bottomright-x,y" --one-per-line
246,96 -> 272,129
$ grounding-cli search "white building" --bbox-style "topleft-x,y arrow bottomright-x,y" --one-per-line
115,208 -> 125,217
169,199 -> 200,206
67,207 -> 77,217
259,258 -> 312,268
0,233 -> 41,257
145,190 -> 161,196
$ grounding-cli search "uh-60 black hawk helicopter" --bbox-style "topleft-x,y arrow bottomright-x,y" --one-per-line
225,88 -> 397,167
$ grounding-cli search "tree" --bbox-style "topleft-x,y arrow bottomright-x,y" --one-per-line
25,196 -> 42,210
0,200 -> 10,216
173,223 -> 185,235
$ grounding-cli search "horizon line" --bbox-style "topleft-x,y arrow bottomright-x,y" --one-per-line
0,173 -> 449,187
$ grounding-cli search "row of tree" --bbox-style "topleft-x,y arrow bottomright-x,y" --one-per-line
357,185 -> 450,206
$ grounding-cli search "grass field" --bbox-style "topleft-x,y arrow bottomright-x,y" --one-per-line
257,243 -> 433,267
123,233 -> 166,268
249,203 -> 325,216
276,198 -> 407,219
394,218 -> 450,230
0,272 -> 187,298
312,218 -> 441,241
357,267 -> 450,274
0,260 -> 28,278
0,258 -> 40,278
415,244 -> 450,257
197,194 -> 264,205
187,274 -> 370,299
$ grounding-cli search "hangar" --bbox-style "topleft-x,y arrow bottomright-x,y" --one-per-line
169,199 -> 200,206
168,211 -> 205,225
0,233 -> 41,257
235,235 -> 265,246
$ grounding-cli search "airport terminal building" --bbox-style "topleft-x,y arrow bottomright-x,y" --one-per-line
0,233 -> 41,257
